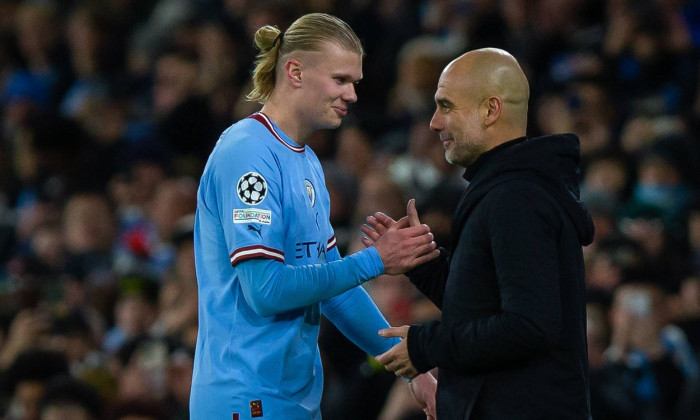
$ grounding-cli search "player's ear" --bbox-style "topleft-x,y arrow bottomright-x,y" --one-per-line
285,59 -> 303,87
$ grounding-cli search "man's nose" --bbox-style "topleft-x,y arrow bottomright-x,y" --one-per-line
429,110 -> 442,131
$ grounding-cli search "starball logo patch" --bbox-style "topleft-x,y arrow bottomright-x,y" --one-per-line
237,172 -> 268,205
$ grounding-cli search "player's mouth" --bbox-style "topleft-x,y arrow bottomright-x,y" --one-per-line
332,106 -> 347,117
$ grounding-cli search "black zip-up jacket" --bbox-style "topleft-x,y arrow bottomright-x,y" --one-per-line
407,134 -> 595,419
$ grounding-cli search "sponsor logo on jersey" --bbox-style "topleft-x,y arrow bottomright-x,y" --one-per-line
246,224 -> 263,239
295,240 -> 327,260
305,179 -> 315,207
237,172 -> 268,205
233,208 -> 271,225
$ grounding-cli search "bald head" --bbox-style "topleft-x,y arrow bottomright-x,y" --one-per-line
430,48 -> 531,167
442,48 -> 529,135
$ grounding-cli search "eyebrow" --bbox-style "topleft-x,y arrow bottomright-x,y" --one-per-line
333,73 -> 363,83
435,97 -> 453,108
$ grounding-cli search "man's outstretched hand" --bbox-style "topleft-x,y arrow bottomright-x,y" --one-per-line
364,199 -> 439,275
376,326 -> 419,378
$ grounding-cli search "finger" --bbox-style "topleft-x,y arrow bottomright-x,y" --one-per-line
392,216 -> 410,230
407,198 -> 421,227
366,216 -> 389,235
360,236 -> 374,248
383,358 -> 401,373
402,224 -> 431,237
361,224 -> 380,241
385,359 -> 400,371
412,249 -> 441,266
407,232 -> 434,247
413,241 -> 437,256
374,352 -> 389,365
390,360 -> 406,374
373,212 -> 397,227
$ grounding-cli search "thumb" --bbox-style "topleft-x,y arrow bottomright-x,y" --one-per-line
407,199 -> 421,227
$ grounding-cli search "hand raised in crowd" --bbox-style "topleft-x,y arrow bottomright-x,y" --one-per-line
0,307 -> 52,369
369,199 -> 439,275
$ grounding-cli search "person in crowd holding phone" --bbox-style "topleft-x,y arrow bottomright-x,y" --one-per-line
590,282 -> 698,420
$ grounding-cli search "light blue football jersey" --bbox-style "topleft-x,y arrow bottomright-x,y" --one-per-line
191,112 -> 350,420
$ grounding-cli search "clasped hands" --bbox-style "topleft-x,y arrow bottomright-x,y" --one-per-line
362,199 -> 440,276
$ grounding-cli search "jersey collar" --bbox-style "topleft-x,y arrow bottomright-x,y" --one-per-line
249,112 -> 305,153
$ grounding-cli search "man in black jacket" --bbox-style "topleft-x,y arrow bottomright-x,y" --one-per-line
364,48 -> 595,419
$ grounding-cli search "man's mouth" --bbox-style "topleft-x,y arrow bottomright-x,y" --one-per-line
332,106 -> 347,117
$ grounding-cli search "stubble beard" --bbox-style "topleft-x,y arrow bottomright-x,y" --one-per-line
446,141 -> 483,168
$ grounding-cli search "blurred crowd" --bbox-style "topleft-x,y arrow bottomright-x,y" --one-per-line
1,0 -> 700,419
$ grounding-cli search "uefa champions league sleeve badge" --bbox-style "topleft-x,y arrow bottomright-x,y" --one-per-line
237,172 -> 268,205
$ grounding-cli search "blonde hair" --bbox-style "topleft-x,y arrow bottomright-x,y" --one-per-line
246,13 -> 364,103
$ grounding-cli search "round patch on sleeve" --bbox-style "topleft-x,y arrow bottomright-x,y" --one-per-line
237,172 -> 268,205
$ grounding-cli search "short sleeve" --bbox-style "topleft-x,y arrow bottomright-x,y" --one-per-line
208,132 -> 287,267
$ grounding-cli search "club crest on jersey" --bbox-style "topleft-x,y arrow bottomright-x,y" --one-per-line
305,179 -> 315,207
237,172 -> 268,205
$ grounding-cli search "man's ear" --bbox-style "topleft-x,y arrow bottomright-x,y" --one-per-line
285,59 -> 303,87
483,96 -> 502,127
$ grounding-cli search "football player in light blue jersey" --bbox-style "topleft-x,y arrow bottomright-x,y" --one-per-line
190,13 -> 440,420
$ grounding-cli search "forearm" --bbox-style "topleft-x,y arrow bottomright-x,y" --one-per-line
407,312 -> 558,373
322,286 -> 400,356
236,247 -> 384,317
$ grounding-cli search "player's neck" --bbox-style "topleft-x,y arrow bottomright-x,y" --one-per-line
260,102 -> 310,145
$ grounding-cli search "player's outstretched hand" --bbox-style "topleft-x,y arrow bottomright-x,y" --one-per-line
361,198 -> 421,247
362,199 -> 439,274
